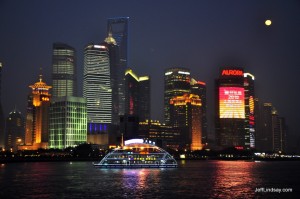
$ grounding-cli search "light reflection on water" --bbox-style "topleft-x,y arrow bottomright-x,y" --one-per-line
0,161 -> 299,198
211,161 -> 257,198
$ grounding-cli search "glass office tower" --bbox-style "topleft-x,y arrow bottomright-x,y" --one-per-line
52,43 -> 77,97
49,96 -> 87,149
83,44 -> 112,125
164,68 -> 190,125
107,17 -> 129,116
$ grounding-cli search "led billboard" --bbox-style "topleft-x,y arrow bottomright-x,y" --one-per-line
219,87 -> 245,118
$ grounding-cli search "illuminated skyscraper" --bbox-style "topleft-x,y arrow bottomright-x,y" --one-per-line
102,33 -> 120,125
164,68 -> 191,125
215,67 -> 246,149
83,44 -> 112,132
107,17 -> 129,116
170,94 -> 202,150
52,43 -> 77,97
190,78 -> 207,144
124,68 -> 150,122
5,108 -> 25,151
0,62 -> 5,149
22,75 -> 52,149
49,96 -> 87,149
244,73 -> 255,148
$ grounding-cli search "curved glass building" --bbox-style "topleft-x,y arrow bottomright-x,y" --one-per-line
94,138 -> 177,168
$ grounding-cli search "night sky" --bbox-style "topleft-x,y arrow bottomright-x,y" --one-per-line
1,1 -> 300,146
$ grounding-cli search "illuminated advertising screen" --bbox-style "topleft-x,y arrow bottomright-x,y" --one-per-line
219,87 -> 245,118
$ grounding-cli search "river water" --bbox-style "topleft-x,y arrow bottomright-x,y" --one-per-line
0,160 -> 299,198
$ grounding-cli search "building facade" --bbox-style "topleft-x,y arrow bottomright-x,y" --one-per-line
5,108 -> 25,151
107,17 -> 129,116
52,43 -> 77,97
170,94 -> 202,150
49,96 -> 87,149
124,68 -> 150,122
139,120 -> 181,150
83,44 -> 112,125
256,103 -> 287,153
244,73 -> 256,148
164,68 -> 191,125
215,67 -> 247,149
102,34 -> 120,125
190,78 -> 207,144
22,75 -> 51,150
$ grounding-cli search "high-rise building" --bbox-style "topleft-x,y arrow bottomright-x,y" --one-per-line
52,43 -> 77,97
170,94 -> 202,150
5,108 -> 25,151
244,73 -> 255,148
256,103 -> 273,151
215,67 -> 246,149
83,44 -> 112,148
190,78 -> 207,144
124,68 -> 150,122
24,95 -> 34,146
49,96 -> 87,149
0,62 -> 5,149
271,109 -> 285,153
102,34 -> 120,125
256,103 -> 287,153
84,44 -> 112,125
164,68 -> 191,125
21,75 -> 51,150
107,17 -> 129,116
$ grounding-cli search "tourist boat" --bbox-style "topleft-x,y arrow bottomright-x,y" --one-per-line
94,138 -> 177,168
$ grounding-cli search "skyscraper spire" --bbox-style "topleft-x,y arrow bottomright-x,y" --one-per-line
104,29 -> 117,45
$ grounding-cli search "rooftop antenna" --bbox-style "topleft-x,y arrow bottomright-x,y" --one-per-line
39,67 -> 43,82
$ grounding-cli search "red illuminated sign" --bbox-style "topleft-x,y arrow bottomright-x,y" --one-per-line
219,87 -> 245,119
235,146 -> 244,150
221,69 -> 243,76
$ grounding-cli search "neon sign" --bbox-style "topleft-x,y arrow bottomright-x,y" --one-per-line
221,69 -> 243,76
219,87 -> 245,118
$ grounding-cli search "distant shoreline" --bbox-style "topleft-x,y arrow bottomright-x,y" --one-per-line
1,156 -> 300,163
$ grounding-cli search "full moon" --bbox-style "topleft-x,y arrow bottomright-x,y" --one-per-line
265,19 -> 272,26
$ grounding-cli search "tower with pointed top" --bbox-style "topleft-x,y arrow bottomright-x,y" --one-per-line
102,33 -> 120,125
23,74 -> 52,149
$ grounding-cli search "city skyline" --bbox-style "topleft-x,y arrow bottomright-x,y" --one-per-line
0,1 -> 299,148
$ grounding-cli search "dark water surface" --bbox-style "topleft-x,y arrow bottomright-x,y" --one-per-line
0,160 -> 299,198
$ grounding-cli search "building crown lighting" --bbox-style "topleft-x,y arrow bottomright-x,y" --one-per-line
29,74 -> 52,91
125,69 -> 149,82
104,32 -> 117,45
170,93 -> 202,106
244,73 -> 255,80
